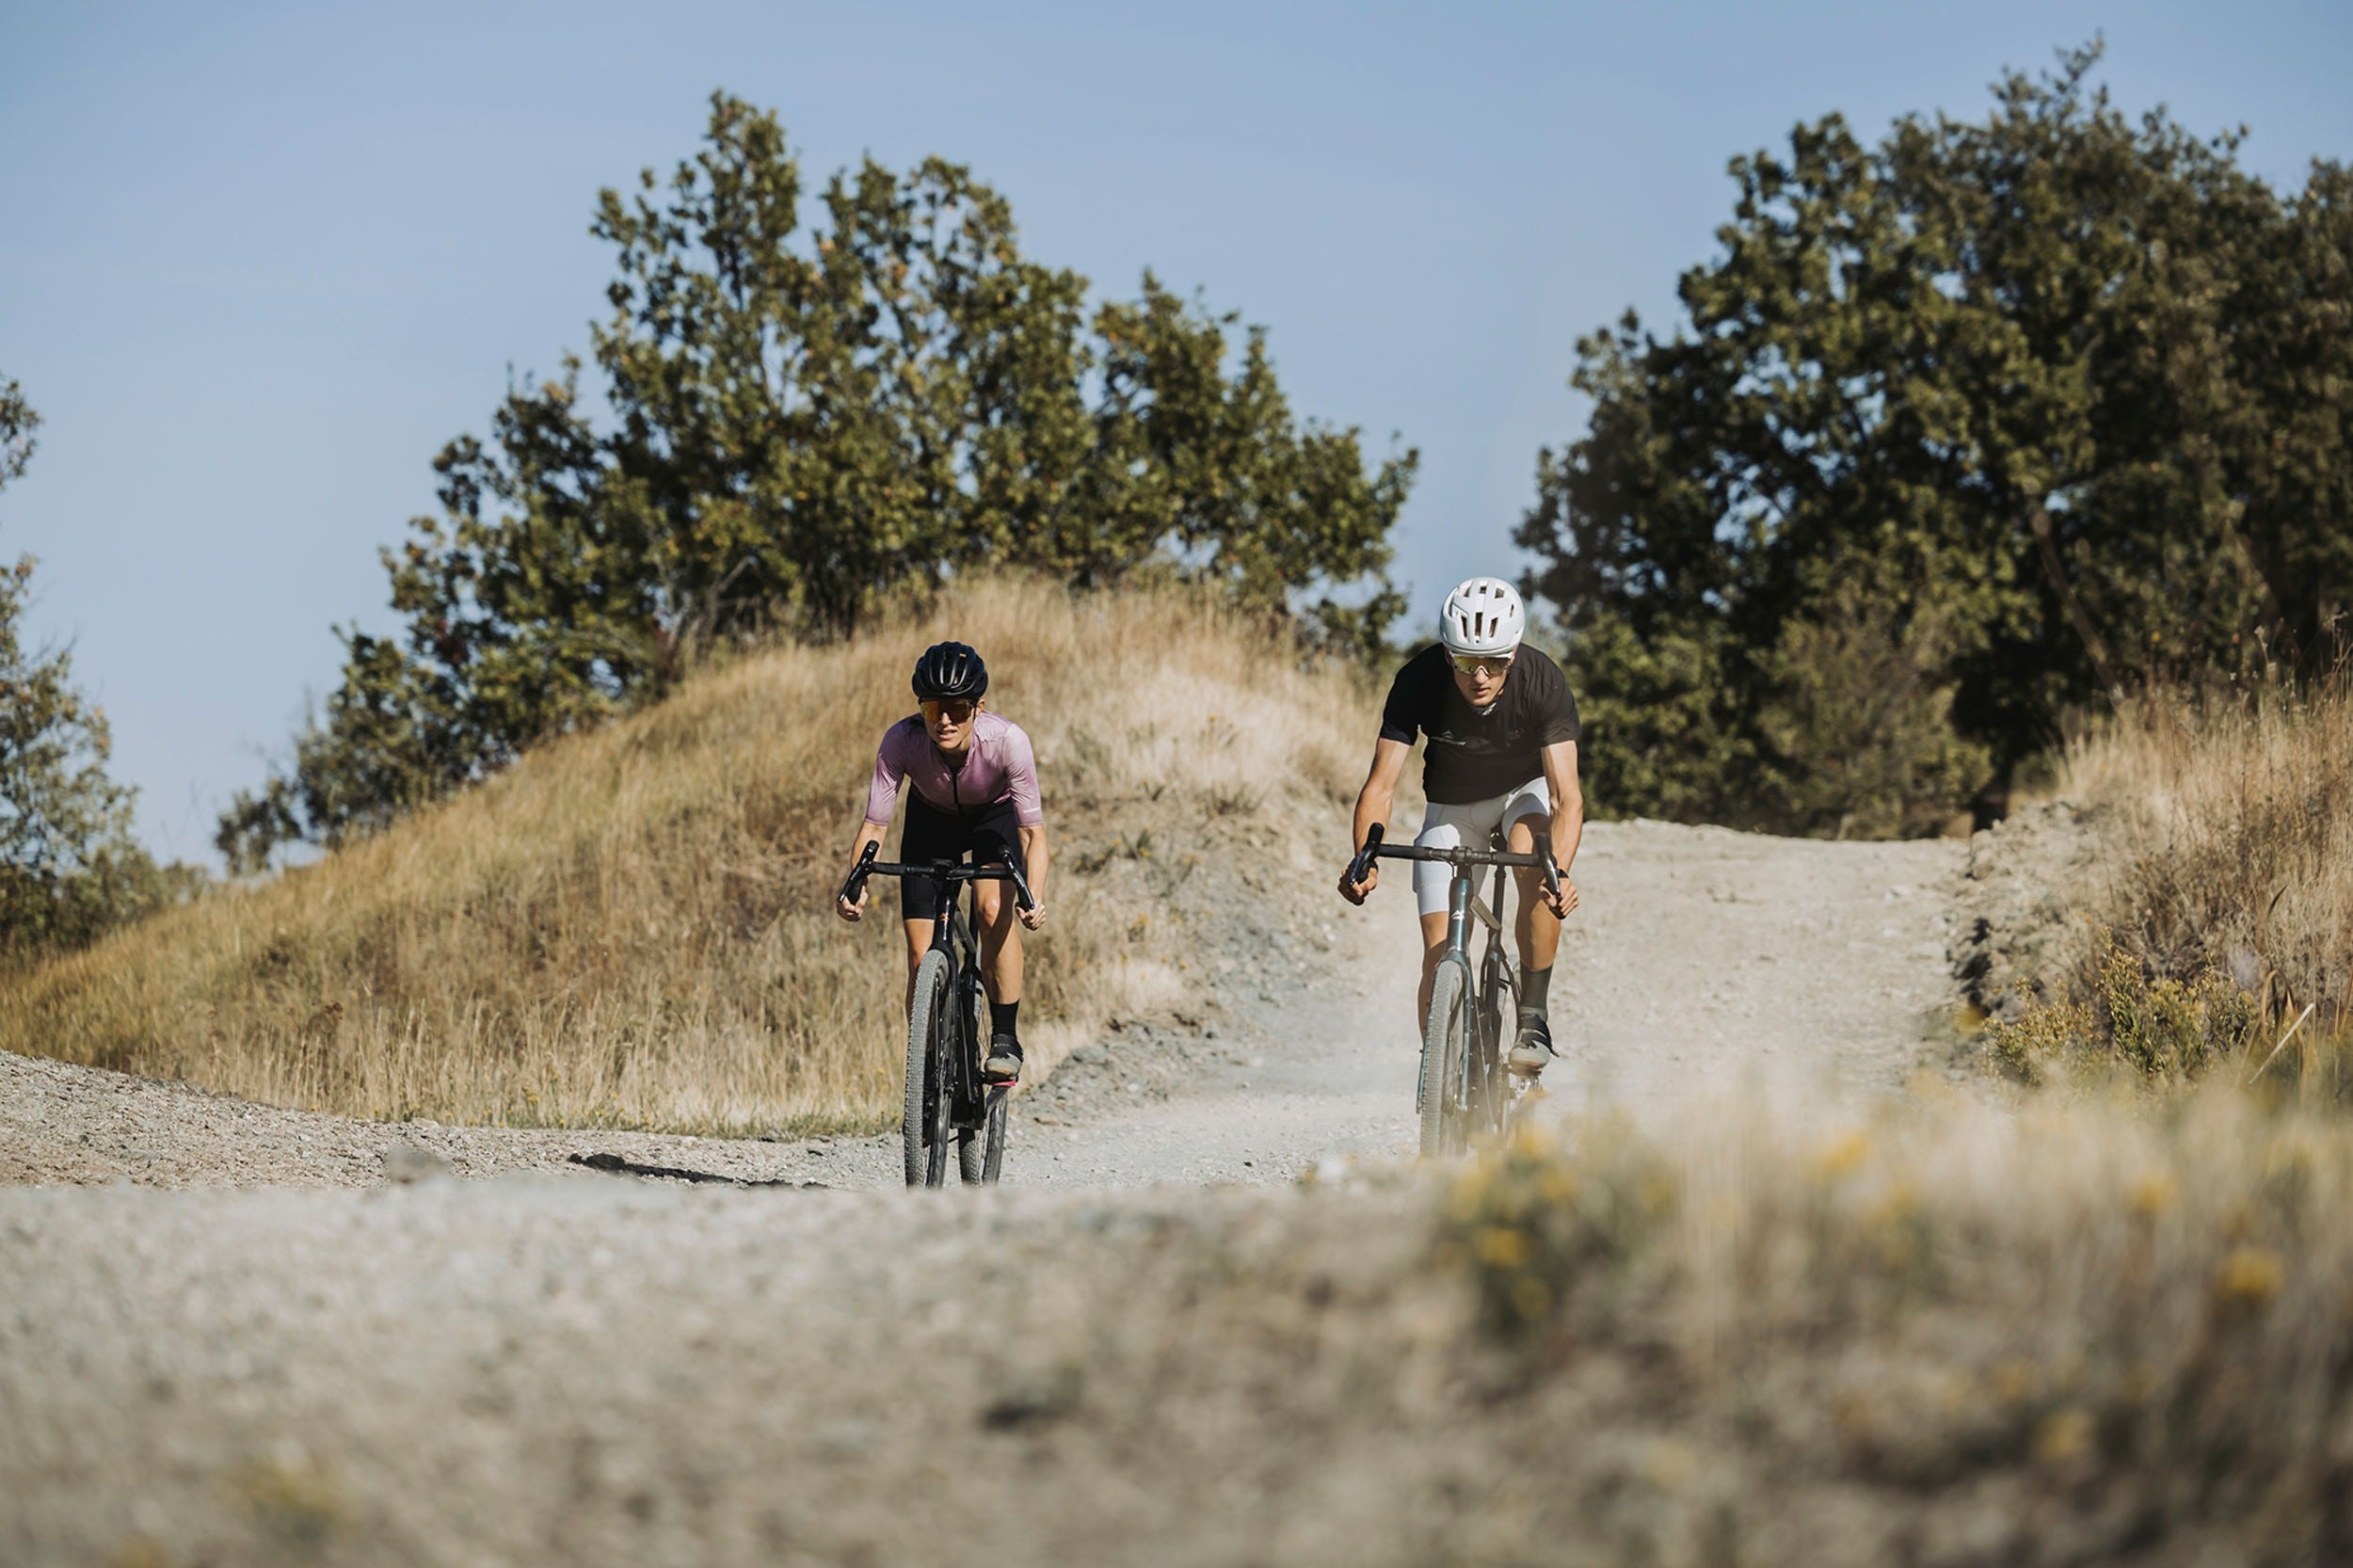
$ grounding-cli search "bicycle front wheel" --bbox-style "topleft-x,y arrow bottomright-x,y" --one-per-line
979,1087 -> 1007,1186
904,950 -> 954,1187
1419,961 -> 1470,1158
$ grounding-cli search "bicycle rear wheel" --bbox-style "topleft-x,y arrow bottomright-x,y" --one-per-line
1419,961 -> 1469,1158
1475,967 -> 1513,1137
904,950 -> 954,1187
954,974 -> 989,1184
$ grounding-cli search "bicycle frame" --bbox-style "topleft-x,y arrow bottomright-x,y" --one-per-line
840,841 -> 1036,1137
1346,823 -> 1560,1147
1433,852 -> 1521,1133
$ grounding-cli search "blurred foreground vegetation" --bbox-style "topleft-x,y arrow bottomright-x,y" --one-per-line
1416,1091 -> 2353,1564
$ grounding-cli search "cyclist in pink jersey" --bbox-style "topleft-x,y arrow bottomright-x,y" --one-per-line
839,642 -> 1049,1082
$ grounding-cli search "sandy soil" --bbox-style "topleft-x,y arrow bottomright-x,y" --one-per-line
2,820 -> 1972,1566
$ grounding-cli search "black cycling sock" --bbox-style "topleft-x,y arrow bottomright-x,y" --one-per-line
1518,965 -> 1552,1023
989,999 -> 1020,1046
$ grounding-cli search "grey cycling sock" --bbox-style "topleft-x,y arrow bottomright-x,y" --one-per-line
1518,965 -> 1552,1023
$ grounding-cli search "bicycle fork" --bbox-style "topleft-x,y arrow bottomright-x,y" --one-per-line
1445,871 -> 1474,963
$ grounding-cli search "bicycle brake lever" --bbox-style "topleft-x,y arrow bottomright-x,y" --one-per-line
1007,861 -> 1037,913
1346,822 -> 1385,888
839,840 -> 880,906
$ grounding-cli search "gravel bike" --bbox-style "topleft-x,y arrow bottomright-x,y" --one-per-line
840,840 -> 1036,1187
1345,823 -> 1561,1157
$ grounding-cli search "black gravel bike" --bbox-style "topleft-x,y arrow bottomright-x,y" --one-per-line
840,840 -> 1036,1188
1345,824 -> 1561,1157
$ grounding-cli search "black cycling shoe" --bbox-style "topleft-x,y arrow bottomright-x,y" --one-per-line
1507,1016 -> 1555,1076
983,1035 -> 1023,1084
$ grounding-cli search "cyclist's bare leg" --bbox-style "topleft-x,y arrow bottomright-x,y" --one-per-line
1506,812 -> 1562,970
1417,911 -> 1449,1033
972,881 -> 1023,1006
1506,813 -> 1562,1069
901,920 -> 930,1016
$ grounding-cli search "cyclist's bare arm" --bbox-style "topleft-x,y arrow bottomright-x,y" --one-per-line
1537,739 -> 1584,917
1340,737 -> 1413,904
838,819 -> 890,920
1016,824 -> 1048,930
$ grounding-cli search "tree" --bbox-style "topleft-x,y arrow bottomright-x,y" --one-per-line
0,377 -> 199,955
1520,42 -> 2353,831
222,94 -> 1415,868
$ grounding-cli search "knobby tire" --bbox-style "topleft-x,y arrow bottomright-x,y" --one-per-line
904,951 -> 954,1187
980,1090 -> 1009,1185
1419,961 -> 1469,1158
1476,970 -> 1512,1138
954,968 -> 990,1184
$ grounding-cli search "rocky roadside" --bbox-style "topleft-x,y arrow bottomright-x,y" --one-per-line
1946,800 -> 2105,1028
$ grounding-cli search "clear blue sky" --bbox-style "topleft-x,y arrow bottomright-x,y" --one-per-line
5,1 -> 2348,860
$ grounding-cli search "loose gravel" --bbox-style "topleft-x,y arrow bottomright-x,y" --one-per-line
3,819 -> 1977,1566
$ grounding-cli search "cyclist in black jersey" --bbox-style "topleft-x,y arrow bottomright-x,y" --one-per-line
1338,577 -> 1584,1074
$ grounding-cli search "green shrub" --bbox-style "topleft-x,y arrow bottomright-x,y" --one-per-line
1992,929 -> 2260,1086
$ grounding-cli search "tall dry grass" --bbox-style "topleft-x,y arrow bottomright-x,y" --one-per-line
2030,661 -> 2353,1085
1428,1085 -> 2353,1560
0,578 -> 1372,1133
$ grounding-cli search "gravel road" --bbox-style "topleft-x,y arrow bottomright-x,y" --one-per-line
3,820 -> 1971,1566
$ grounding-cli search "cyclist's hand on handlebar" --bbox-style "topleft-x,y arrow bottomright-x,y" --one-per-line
837,886 -> 869,923
1337,861 -> 1378,905
1540,876 -> 1578,920
1017,901 -> 1045,932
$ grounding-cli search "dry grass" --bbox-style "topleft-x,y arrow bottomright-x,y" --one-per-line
2001,663 -> 2353,1090
0,578 -> 1371,1133
1418,1084 -> 2353,1561
2061,664 -> 2352,1016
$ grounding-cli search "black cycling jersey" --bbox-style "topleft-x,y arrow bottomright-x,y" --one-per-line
1378,643 -> 1581,804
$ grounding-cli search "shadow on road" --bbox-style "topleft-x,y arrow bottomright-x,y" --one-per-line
567,1150 -> 831,1189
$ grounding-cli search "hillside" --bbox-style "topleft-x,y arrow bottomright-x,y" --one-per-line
0,579 -> 1370,1134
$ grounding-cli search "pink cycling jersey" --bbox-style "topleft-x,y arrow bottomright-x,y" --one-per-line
863,711 -> 1044,827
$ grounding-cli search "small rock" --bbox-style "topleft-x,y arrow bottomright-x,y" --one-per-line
383,1143 -> 450,1185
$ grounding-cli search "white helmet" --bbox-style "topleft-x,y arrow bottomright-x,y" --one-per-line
1439,576 -> 1525,656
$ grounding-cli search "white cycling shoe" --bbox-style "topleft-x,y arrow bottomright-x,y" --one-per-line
1507,1016 -> 1555,1076
984,1037 -> 1023,1084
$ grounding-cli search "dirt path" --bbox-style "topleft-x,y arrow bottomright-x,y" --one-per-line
1020,818 -> 1964,1184
1,822 -> 1972,1567
0,822 -> 1963,1193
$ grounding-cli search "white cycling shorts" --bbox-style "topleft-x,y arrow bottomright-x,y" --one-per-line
1411,776 -> 1552,917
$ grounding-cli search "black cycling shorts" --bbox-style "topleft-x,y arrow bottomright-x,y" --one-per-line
896,793 -> 1027,921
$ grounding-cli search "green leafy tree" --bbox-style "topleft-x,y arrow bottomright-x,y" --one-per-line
0,378 -> 200,954
1521,42 -> 2353,831
223,95 -> 1414,868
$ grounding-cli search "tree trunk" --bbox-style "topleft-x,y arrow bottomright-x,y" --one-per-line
2025,496 -> 2121,700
